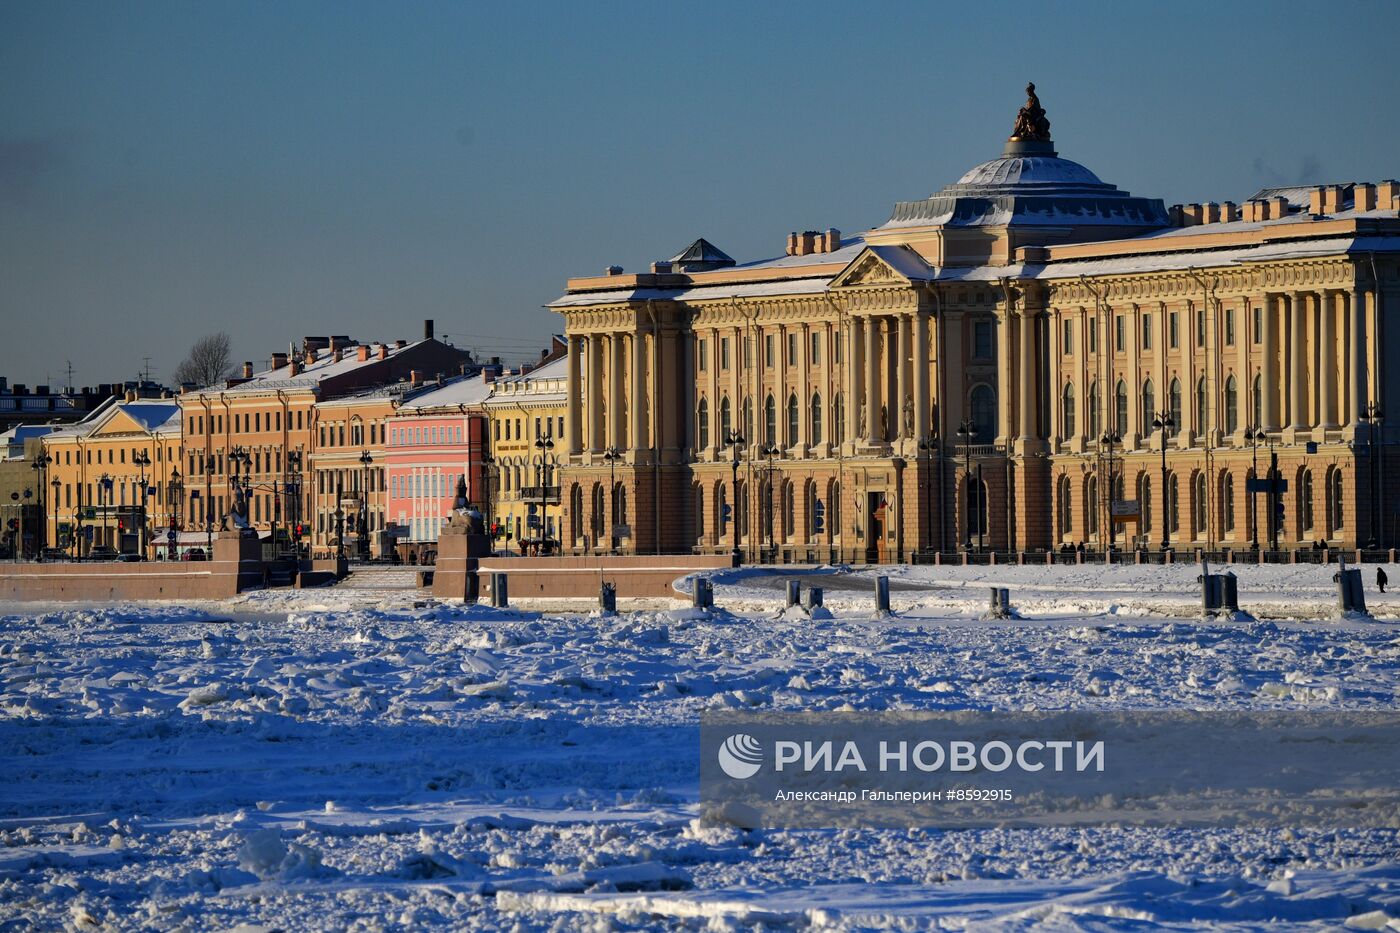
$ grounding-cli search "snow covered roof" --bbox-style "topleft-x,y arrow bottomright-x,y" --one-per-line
204,340 -> 433,395
397,375 -> 493,411
548,277 -> 832,309
118,401 -> 181,432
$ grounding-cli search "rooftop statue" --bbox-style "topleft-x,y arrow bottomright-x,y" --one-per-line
1010,82 -> 1051,142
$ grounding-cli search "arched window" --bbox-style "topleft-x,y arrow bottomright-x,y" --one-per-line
614,484 -> 628,527
1138,473 -> 1152,533
1223,473 -> 1235,534
719,396 -> 732,441
967,476 -> 988,537
1087,381 -> 1101,436
1115,379 -> 1129,436
1086,476 -> 1099,536
571,484 -> 584,544
1224,376 -> 1239,434
1058,476 -> 1073,539
810,393 -> 823,446
1141,379 -> 1155,433
764,395 -> 777,447
1062,384 -> 1076,438
782,481 -> 795,540
694,483 -> 705,542
970,385 -> 996,442
697,397 -> 710,450
1192,472 -> 1207,538
786,394 -> 799,447
1167,473 -> 1180,534
1169,378 -> 1182,430
591,484 -> 604,540
833,394 -> 845,445
1196,377 -> 1207,433
1328,469 -> 1344,533
1300,470 -> 1314,531
1252,374 -> 1263,429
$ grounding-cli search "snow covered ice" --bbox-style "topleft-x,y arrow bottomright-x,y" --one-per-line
1,561 -> 1398,930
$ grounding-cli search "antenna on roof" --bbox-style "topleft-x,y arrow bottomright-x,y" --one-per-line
65,361 -> 74,394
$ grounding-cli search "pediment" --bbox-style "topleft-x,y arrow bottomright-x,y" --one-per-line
828,245 -> 933,289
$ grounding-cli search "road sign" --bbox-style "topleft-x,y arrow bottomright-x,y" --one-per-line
613,524 -> 631,538
1110,499 -> 1140,517
813,498 -> 825,532
167,529 -> 177,542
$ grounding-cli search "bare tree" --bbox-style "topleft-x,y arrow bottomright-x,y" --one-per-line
173,333 -> 235,388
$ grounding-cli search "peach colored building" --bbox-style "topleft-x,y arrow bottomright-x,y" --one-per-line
548,86 -> 1400,560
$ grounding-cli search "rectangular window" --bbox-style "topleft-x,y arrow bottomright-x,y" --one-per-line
787,333 -> 797,366
810,332 -> 821,364
1225,308 -> 1236,346
1196,309 -> 1206,347
973,321 -> 994,360
720,337 -> 730,370
1114,314 -> 1125,352
1169,311 -> 1179,349
1062,319 -> 1073,355
697,337 -> 708,372
1142,312 -> 1152,349
834,333 -> 842,364
1088,320 -> 1097,354
1253,307 -> 1262,344
765,334 -> 775,367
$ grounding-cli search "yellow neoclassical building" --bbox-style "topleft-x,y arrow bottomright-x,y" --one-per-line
548,86 -> 1398,561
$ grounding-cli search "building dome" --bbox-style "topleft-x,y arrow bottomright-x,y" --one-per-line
957,153 -> 1105,189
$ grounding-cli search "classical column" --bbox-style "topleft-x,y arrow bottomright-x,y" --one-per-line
566,334 -> 582,455
1289,291 -> 1309,430
895,314 -> 909,439
1319,292 -> 1338,429
864,316 -> 879,446
1350,289 -> 1366,428
845,318 -> 859,446
913,312 -> 929,440
1261,295 -> 1279,431
1019,310 -> 1036,438
997,310 -> 1013,443
798,324 -> 809,449
630,332 -> 646,451
608,334 -> 624,449
587,335 -> 603,452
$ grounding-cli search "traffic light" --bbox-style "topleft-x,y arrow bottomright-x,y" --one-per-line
6,518 -> 16,531
813,499 -> 825,533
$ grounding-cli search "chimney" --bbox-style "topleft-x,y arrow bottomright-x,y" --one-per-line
1200,202 -> 1220,224
1168,204 -> 1184,226
410,370 -> 423,387
1378,179 -> 1399,209
1181,203 -> 1203,226
1323,185 -> 1345,214
288,360 -> 300,377
377,344 -> 388,360
357,345 -> 370,362
1269,196 -> 1290,219
424,319 -> 434,340
125,389 -> 137,402
822,228 -> 841,252
271,352 -> 288,369
650,261 -> 672,274
242,361 -> 254,378
395,339 -> 407,349
520,363 -> 533,375
798,231 -> 817,255
332,349 -> 343,363
1354,183 -> 1377,212
1220,201 -> 1239,222
606,264 -> 623,275
786,232 -> 798,256
481,368 -> 497,384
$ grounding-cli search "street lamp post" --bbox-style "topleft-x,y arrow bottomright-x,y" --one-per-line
723,428 -> 745,564
31,451 -> 52,557
334,475 -> 346,561
1267,431 -> 1281,553
532,433 -> 556,555
1246,426 -> 1265,552
286,450 -> 302,554
955,420 -> 974,552
358,449 -> 373,559
917,431 -> 937,558
1099,430 -> 1122,553
98,474 -> 113,554
135,450 -> 151,559
760,443 -> 780,563
1152,411 -> 1176,552
50,477 -> 61,559
168,468 -> 182,560
602,445 -> 621,553
203,455 -> 216,552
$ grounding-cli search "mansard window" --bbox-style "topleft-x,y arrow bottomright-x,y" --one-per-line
1061,383 -> 1076,437
1195,377 -> 1207,432
1141,379 -> 1155,432
810,393 -> 823,445
973,321 -> 994,361
719,396 -> 732,440
969,385 -> 996,442
786,394 -> 799,447
1087,381 -> 1100,436
1169,377 -> 1183,429
697,397 -> 710,450
1253,374 -> 1263,428
1224,376 -> 1239,434
1114,379 -> 1129,437
764,395 -> 777,447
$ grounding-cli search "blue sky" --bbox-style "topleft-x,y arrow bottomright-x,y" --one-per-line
1,0 -> 1396,387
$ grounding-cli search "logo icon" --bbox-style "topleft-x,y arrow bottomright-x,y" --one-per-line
717,733 -> 763,779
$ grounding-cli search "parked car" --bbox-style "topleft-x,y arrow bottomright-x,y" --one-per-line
116,553 -> 144,562
182,548 -> 207,562
40,547 -> 69,561
88,546 -> 119,561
